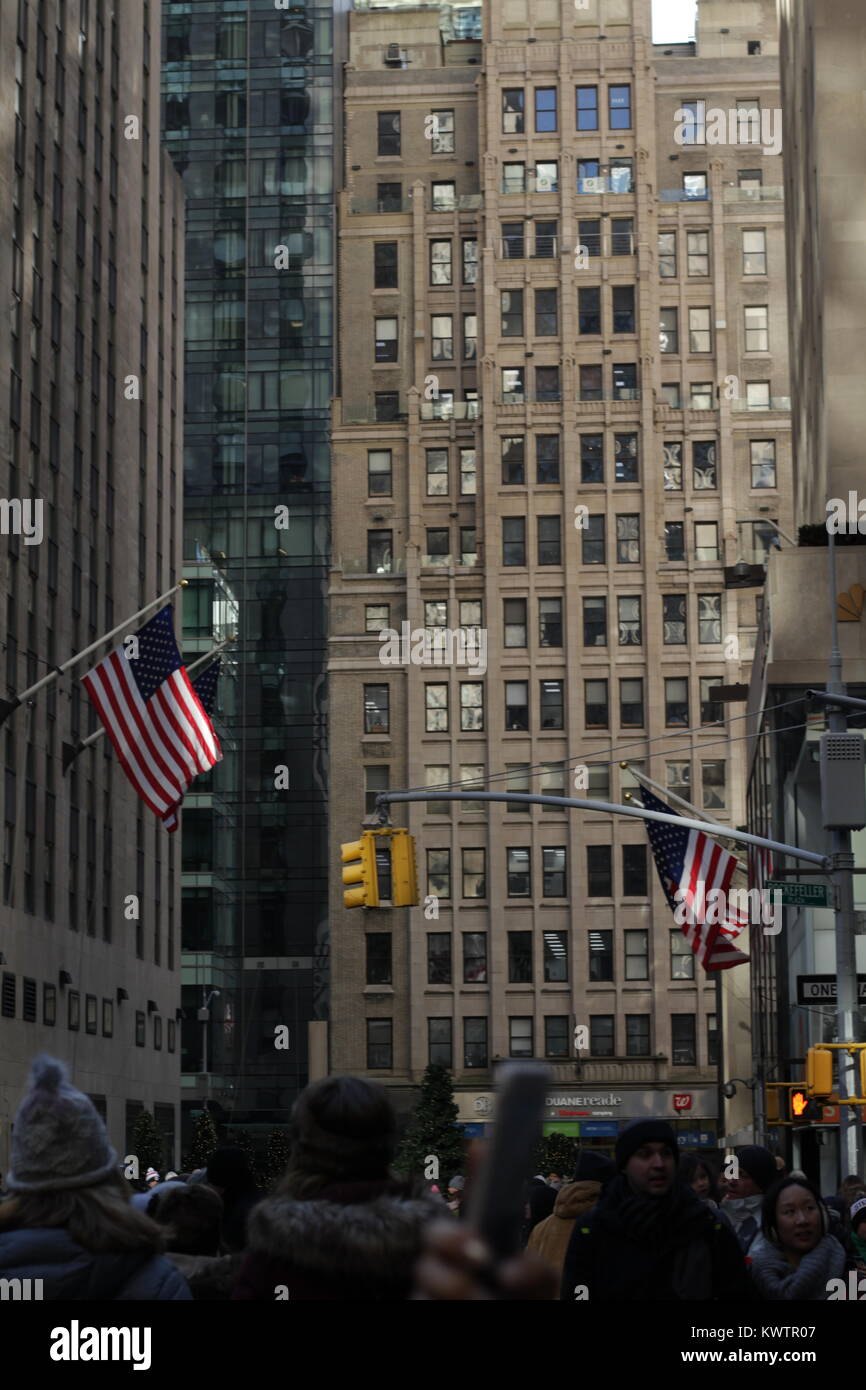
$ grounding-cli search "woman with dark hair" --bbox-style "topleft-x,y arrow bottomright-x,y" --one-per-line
749,1176 -> 846,1300
232,1075 -> 442,1300
0,1056 -> 190,1300
679,1154 -> 721,1205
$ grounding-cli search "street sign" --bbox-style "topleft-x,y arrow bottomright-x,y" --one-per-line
673,1093 -> 692,1111
580,1121 -> 618,1137
796,974 -> 866,1004
766,880 -> 830,907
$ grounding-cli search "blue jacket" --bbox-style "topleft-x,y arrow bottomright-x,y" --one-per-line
0,1227 -> 192,1299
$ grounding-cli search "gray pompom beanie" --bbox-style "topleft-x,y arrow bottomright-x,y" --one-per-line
7,1055 -> 118,1193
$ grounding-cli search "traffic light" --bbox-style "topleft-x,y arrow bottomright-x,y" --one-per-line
806,1046 -> 834,1098
860,1048 -> 866,1099
389,829 -> 418,907
341,832 -> 380,909
766,1087 -> 780,1124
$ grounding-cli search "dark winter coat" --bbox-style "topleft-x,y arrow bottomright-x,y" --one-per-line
165,1250 -> 242,1300
560,1174 -> 756,1302
528,1180 -> 603,1279
0,1227 -> 191,1300
232,1178 -> 443,1301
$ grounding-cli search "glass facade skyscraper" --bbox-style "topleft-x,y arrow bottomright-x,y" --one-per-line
161,1 -> 333,1149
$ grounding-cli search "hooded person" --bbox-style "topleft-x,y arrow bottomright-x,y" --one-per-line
722,1145 -> 777,1260
147,1182 -> 242,1299
560,1120 -> 755,1302
0,1056 -> 191,1300
528,1151 -> 615,1278
521,1175 -> 557,1245
232,1075 -> 443,1300
749,1176 -> 847,1300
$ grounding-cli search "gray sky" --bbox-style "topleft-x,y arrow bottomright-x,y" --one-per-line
652,0 -> 697,42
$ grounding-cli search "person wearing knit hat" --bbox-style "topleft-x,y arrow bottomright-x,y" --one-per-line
722,1144 -> 777,1259
0,1055 -> 191,1299
560,1120 -> 753,1301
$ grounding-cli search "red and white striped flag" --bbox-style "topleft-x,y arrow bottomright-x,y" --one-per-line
81,606 -> 221,827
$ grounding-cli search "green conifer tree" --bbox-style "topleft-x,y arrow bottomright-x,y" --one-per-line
261,1129 -> 292,1191
394,1063 -> 465,1182
185,1108 -> 219,1172
130,1111 -> 164,1179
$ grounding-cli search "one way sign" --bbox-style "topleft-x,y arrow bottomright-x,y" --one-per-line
796,974 -> 866,1004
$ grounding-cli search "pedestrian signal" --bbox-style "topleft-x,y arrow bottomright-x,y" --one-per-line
791,1089 -> 808,1120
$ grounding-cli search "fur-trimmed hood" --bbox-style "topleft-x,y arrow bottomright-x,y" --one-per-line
238,1179 -> 443,1300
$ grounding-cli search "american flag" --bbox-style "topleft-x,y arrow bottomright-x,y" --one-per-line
82,607 -> 221,827
162,658 -> 222,833
640,786 -> 750,971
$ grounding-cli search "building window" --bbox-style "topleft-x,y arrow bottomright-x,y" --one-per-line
502,366 -> 524,402
743,228 -> 767,274
377,111 -> 401,156
579,364 -> 603,401
535,434 -> 560,484
22,977 -> 36,1023
608,84 -> 631,129
739,168 -> 762,191
43,982 -> 56,1025
750,439 -> 776,488
430,240 -> 452,285
534,161 -> 558,194
374,392 -> 399,422
534,219 -> 557,257
626,1016 -> 650,1057
611,216 -> 634,254
460,683 -> 483,732
616,515 -> 640,563
366,604 -> 389,635
584,679 -> 608,729
460,764 -> 486,814
622,844 -> 647,895
578,217 -> 601,257
688,381 -> 712,411
85,994 -> 97,1034
678,99 -> 706,144
688,307 -> 712,353
425,765 -> 451,816
428,1018 -> 452,1067
664,677 -> 689,726
502,161 -> 526,195
745,305 -> 769,352
153,1016 -> 163,1051
424,528 -> 449,567
509,1016 -> 534,1058
534,87 -> 557,132
462,238 -> 478,283
618,595 -> 641,645
663,594 -> 687,644
462,314 -> 477,360
364,684 -> 389,734
659,307 -> 678,353
367,1019 -> 393,1069
374,242 -> 398,288
430,109 -> 454,153
693,440 -> 717,489
502,88 -> 525,134
539,597 -> 562,647
427,932 -> 452,984
672,1014 -> 696,1065
504,597 -> 527,648
578,286 -> 601,335
365,766 -> 389,816
544,931 -> 568,982
367,449 -> 392,496
698,593 -> 722,643
625,930 -> 648,981
462,848 -> 486,899
426,447 -> 448,496
707,1013 -> 719,1066
502,516 -> 526,567
582,515 -> 605,564
736,98 -> 761,144
614,432 -> 638,483
544,1016 -> 570,1059
501,435 -> 525,485
583,596 -> 606,647
464,1017 -> 488,1068
701,760 -> 726,809
620,678 -> 644,728
539,678 -> 563,727
68,990 -> 80,1031
590,1015 -> 615,1057
135,1010 -> 145,1047
576,84 -> 599,130
686,230 -> 710,275
432,182 -> 456,212
580,433 -> 603,483
501,289 -> 524,337
432,314 -> 453,360
537,515 -> 561,566
508,931 -> 533,983
671,930 -> 695,979
367,529 -> 393,574
374,317 -> 397,363
102,998 -> 113,1037
427,849 -> 451,899
505,765 -> 530,813
535,366 -> 560,402
534,286 -> 558,336
683,172 -> 708,199
587,845 -> 612,897
543,847 -> 566,897
694,521 -> 720,562
700,676 -> 724,726
463,932 -> 487,983
658,231 -> 677,277
746,380 -> 771,409
425,683 -> 448,733
666,760 -> 691,800
612,286 -> 635,333
507,847 -> 531,897
660,382 -> 681,408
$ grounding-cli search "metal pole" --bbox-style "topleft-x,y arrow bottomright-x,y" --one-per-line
826,531 -> 861,1180
202,998 -> 209,1116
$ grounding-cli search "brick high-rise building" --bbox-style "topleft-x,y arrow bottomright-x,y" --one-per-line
329,0 -> 792,1148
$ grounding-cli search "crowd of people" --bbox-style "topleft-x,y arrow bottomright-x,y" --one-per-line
0,1055 -> 864,1301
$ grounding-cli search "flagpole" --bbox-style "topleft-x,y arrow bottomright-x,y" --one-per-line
0,581 -> 189,728
61,635 -> 233,772
620,763 -> 748,873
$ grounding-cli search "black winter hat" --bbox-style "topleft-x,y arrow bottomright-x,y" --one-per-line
735,1145 -> 777,1193
615,1119 -> 679,1171
573,1150 -> 616,1184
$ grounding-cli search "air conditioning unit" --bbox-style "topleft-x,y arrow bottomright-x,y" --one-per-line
384,43 -> 407,66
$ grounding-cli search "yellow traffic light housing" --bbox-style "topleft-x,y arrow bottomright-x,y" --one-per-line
766,1087 -> 780,1125
389,829 -> 418,907
806,1047 -> 834,1098
341,832 -> 380,909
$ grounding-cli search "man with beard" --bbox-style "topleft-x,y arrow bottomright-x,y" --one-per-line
559,1120 -> 755,1300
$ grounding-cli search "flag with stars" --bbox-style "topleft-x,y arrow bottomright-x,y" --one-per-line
639,786 -> 749,971
162,658 -> 222,833
81,607 -> 222,827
